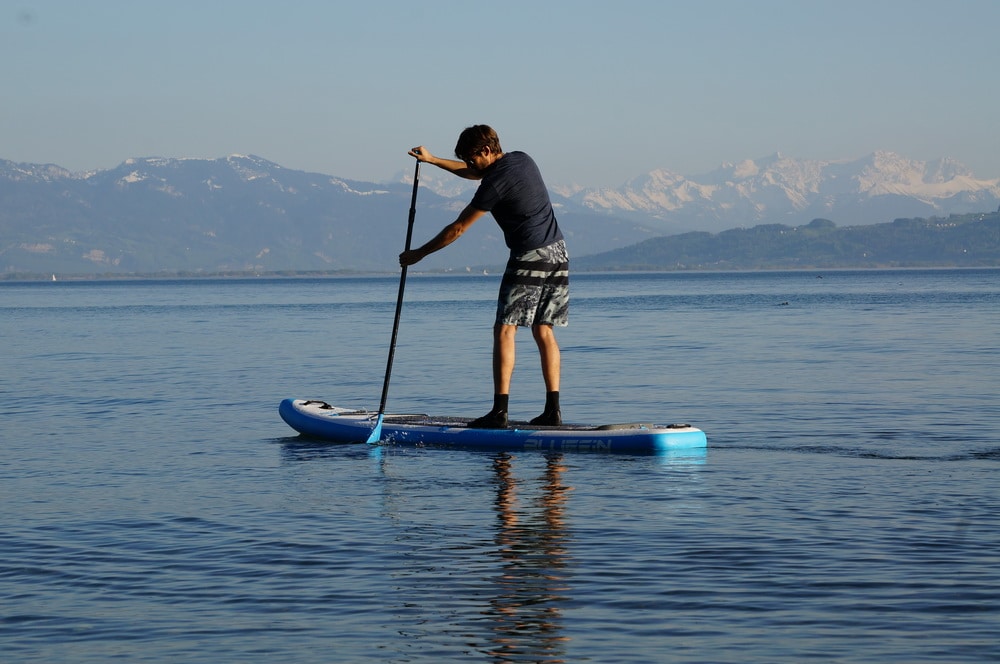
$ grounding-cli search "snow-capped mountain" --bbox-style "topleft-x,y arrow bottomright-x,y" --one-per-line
0,154 -> 647,274
554,151 -> 1000,232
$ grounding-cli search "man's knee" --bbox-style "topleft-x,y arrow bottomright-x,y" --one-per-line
495,323 -> 518,340
532,323 -> 556,343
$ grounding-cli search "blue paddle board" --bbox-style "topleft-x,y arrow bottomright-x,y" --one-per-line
279,398 -> 707,454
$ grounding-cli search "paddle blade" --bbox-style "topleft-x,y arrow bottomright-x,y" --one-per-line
365,414 -> 384,444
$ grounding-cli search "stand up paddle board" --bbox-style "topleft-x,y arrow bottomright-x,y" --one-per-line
279,398 -> 707,454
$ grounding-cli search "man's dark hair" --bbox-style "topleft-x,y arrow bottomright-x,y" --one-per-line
455,125 -> 503,161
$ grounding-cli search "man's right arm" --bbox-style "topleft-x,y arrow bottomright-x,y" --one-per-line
399,204 -> 487,267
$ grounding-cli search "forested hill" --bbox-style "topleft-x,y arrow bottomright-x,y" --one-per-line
573,211 -> 1000,271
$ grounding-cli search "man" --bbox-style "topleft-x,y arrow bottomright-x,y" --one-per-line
400,125 -> 569,428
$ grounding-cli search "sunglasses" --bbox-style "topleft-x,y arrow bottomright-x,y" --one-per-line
461,148 -> 486,166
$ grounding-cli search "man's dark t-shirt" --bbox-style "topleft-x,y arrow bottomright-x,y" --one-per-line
469,151 -> 564,254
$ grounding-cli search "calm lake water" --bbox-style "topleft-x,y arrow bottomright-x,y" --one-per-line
2,269 -> 998,663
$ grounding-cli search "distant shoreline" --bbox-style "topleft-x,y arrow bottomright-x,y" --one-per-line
5,264 -> 998,284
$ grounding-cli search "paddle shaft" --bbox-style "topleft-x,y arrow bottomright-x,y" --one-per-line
375,158 -> 421,417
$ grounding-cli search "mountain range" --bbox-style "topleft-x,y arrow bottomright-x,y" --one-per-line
2,151 -> 998,276
553,151 -> 1000,230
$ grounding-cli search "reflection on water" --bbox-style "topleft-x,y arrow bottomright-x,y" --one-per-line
283,440 -> 705,663
655,447 -> 707,465
487,453 -> 571,663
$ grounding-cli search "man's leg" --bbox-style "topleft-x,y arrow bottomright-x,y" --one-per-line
493,323 -> 518,394
469,323 -> 517,428
531,324 -> 560,392
531,324 -> 562,425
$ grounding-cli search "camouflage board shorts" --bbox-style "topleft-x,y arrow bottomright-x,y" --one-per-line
496,239 -> 569,327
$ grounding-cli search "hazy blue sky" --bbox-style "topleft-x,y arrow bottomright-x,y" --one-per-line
3,0 -> 998,187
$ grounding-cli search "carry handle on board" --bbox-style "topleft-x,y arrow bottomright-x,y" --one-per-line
367,157 -> 421,444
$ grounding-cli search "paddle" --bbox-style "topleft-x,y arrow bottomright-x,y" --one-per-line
366,157 -> 421,444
